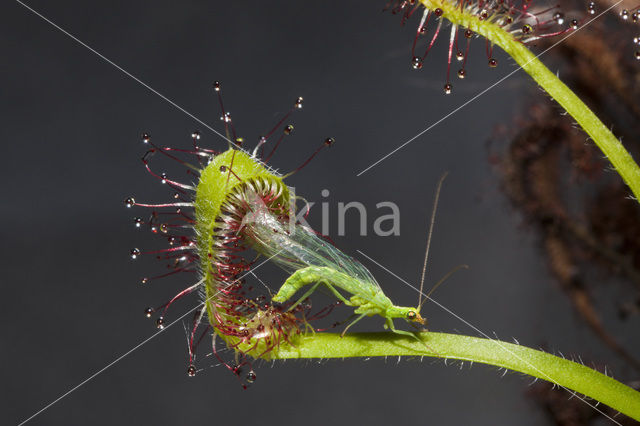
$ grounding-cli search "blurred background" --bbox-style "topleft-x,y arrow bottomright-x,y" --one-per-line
1,1 -> 639,425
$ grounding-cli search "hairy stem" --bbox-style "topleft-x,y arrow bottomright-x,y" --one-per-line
271,331 -> 640,420
418,0 -> 640,200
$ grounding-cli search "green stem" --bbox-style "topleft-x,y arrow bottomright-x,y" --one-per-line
419,0 -> 640,200
270,331 -> 640,420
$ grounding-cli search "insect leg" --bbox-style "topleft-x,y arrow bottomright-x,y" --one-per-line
302,312 -> 316,336
321,281 -> 353,306
340,313 -> 368,337
387,319 -> 441,356
287,281 -> 323,311
386,318 -> 420,340
289,279 -> 353,312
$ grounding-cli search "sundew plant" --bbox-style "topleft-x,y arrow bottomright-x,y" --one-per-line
9,0 -> 640,425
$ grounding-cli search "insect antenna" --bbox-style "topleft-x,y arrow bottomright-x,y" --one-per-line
417,171 -> 448,310
418,264 -> 469,312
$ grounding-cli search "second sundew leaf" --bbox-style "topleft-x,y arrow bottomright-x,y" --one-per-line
391,0 -> 640,200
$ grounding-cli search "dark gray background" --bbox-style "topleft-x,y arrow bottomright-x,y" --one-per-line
2,1 -> 637,425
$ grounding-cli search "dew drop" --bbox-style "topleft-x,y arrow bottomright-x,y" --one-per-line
488,58 -> 498,67
219,165 -> 227,173
635,50 -> 640,60
324,137 -> 335,146
294,97 -> 304,109
456,51 -> 464,61
150,225 -> 158,234
418,25 -> 427,34
156,316 -> 165,329
130,248 -> 141,259
160,223 -> 169,234
457,69 -> 466,79
632,12 -> 638,22
187,365 -> 196,377
411,56 -> 423,69
464,29 -> 473,38
634,36 -> 640,45
141,133 -> 151,144
191,131 -> 201,140
246,370 -> 257,383
504,16 -> 513,24
553,12 -> 565,24
160,172 -> 167,184
168,237 -> 176,245
570,19 -> 579,29
587,2 -> 595,15
620,9 -> 629,20
141,277 -> 149,285
443,83 -> 452,94
134,217 -> 144,227
522,24 -> 533,34
283,124 -> 294,135
213,81 -> 221,92
479,9 -> 488,20
231,364 -> 241,376
144,307 -> 154,318
125,197 -> 135,208
434,8 -> 443,16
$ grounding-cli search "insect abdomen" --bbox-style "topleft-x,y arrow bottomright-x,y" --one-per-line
272,266 -> 359,303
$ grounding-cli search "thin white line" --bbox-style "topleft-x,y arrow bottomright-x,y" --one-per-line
15,0 -> 237,148
355,249 -> 622,425
16,252 -> 281,426
356,0 -> 623,176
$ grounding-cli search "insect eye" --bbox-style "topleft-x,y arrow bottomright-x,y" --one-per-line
407,311 -> 416,320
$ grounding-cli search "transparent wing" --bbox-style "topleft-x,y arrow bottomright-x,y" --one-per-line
241,190 -> 381,297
